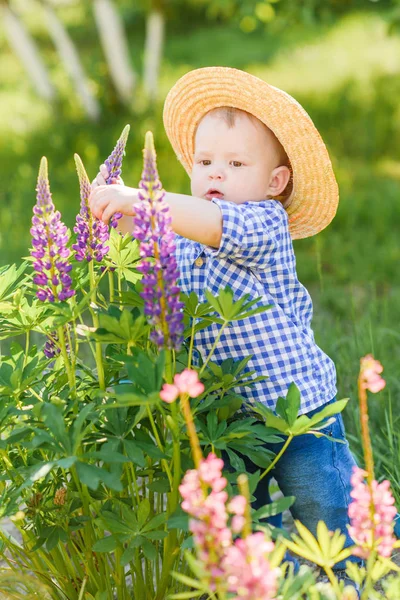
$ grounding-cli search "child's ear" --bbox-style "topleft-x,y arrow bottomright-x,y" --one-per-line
267,166 -> 291,197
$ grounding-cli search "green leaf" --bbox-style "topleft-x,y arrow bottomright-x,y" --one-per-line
56,456 -> 77,469
92,535 -> 119,553
254,496 -> 295,519
46,527 -> 60,552
123,440 -> 146,467
147,479 -> 170,493
167,510 -> 189,531
83,450 -> 130,464
76,462 -> 101,490
206,411 -> 218,439
120,546 -> 136,566
226,448 -> 245,472
170,572 -> 203,590
141,512 -> 167,533
137,498 -> 150,528
41,403 -> 70,453
285,383 -> 301,426
122,349 -> 165,395
141,539 -> 157,560
30,462 -> 54,482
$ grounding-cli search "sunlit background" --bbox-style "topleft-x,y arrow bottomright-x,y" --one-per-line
1,0 -> 400,493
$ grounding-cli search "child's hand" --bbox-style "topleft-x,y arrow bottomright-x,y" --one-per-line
91,164 -> 124,189
89,184 -> 138,223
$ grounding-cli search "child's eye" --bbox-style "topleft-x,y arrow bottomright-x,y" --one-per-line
231,161 -> 243,167
200,160 -> 211,166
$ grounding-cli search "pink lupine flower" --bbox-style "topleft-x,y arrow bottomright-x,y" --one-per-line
159,384 -> 179,404
228,495 -> 247,516
180,453 -> 251,592
359,354 -> 386,393
228,495 -> 247,533
160,369 -> 204,403
348,466 -> 397,559
222,532 -> 279,600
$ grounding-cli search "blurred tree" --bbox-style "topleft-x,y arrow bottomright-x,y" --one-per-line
1,0 -> 55,101
143,1 -> 165,101
42,0 -> 101,120
92,0 -> 137,106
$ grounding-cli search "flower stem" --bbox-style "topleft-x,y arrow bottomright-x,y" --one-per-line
89,261 -> 105,390
259,434 -> 293,481
108,270 -> 115,303
57,325 -> 76,397
199,322 -> 228,375
237,474 -> 252,538
324,565 -> 342,598
187,319 -> 196,369
357,378 -> 375,484
180,393 -> 203,469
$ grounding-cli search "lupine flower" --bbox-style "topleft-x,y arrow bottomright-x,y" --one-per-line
43,327 -> 70,359
222,532 -> 279,600
348,466 -> 397,559
160,369 -> 204,403
44,333 -> 60,359
30,157 -> 75,302
72,154 -> 109,262
359,354 -> 386,393
103,124 -> 130,229
180,453 -> 250,592
132,131 -> 184,349
180,453 -> 232,590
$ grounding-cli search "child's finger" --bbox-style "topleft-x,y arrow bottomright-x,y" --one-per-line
89,189 -> 110,218
100,164 -> 109,179
88,185 -> 106,208
101,204 -> 115,224
96,172 -> 107,186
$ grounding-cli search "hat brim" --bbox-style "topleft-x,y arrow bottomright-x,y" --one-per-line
163,66 -> 338,239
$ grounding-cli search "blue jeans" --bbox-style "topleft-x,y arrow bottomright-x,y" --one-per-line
226,398 -> 362,571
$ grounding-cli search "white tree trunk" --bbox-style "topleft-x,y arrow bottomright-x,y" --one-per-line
2,4 -> 55,101
43,3 -> 101,121
93,0 -> 136,105
143,10 -> 165,101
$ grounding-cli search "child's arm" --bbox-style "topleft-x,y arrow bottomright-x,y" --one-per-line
89,182 -> 223,249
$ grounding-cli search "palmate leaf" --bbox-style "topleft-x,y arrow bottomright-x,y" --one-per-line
106,229 -> 141,280
285,519 -> 352,568
253,496 -> 295,520
0,262 -> 29,301
204,285 -> 272,322
252,389 -> 349,437
183,290 -> 213,319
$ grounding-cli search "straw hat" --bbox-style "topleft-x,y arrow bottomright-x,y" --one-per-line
163,66 -> 338,239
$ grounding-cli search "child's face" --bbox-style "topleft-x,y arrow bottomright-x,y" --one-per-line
191,112 -> 286,204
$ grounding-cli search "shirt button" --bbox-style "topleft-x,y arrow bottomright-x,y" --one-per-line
194,257 -> 204,267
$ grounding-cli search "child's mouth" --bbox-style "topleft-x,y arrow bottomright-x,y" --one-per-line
205,189 -> 224,200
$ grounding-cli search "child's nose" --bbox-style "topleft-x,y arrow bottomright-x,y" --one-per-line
208,165 -> 226,181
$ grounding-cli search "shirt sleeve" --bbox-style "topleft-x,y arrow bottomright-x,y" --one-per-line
203,198 -> 287,270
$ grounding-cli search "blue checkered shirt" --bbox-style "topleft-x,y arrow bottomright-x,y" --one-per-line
175,198 -> 337,415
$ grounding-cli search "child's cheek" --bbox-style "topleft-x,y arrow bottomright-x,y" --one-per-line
190,169 -> 202,198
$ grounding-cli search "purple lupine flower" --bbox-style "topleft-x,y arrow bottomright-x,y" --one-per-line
44,327 -> 70,359
30,157 -> 75,302
103,124 -> 130,229
132,131 -> 184,350
72,154 -> 109,262
44,335 -> 60,359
